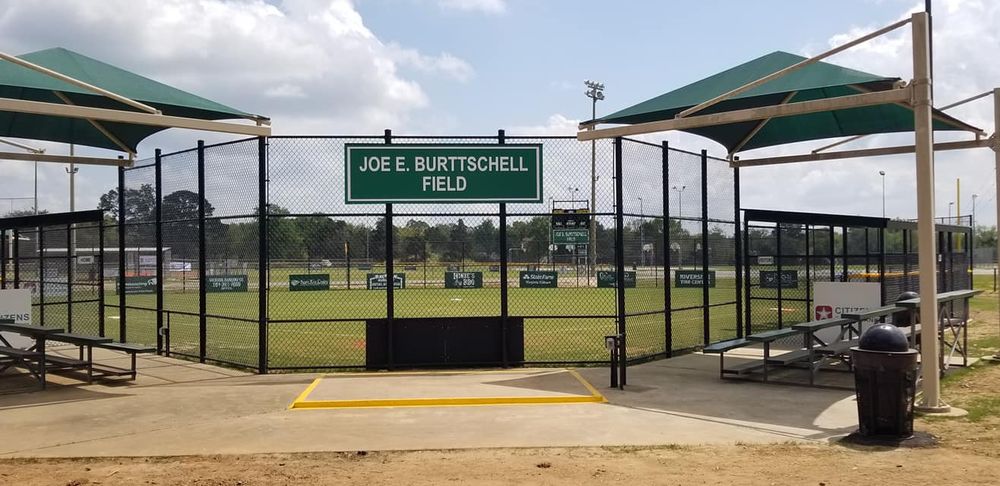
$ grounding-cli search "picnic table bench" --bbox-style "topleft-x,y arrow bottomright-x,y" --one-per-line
0,320 -> 65,389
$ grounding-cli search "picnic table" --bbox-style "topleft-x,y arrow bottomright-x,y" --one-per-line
0,320 -> 65,389
895,289 -> 981,370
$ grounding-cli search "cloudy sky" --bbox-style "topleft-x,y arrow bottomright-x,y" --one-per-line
0,0 -> 997,224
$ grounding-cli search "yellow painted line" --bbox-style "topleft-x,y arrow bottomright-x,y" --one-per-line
288,375 -> 324,409
290,394 -> 604,410
317,368 -> 565,378
567,369 -> 606,402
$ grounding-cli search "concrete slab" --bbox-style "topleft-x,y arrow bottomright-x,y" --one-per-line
0,352 -> 863,458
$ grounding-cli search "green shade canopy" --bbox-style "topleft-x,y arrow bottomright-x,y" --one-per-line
0,47 -> 261,153
595,51 -> 980,154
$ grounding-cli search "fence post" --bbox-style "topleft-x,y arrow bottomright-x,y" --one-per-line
12,229 -> 18,289
613,137 -> 626,385
879,225 -> 887,305
258,136 -> 269,374
498,129 -> 509,367
197,140 -> 207,362
98,217 -> 105,337
743,217 -> 751,337
776,221 -> 783,329
733,161 -> 743,339
384,129 -> 395,370
118,165 -> 126,342
662,141 -> 672,356
700,150 -> 710,345
38,227 -> 44,326
0,230 -> 5,290
155,148 -> 163,354
66,223 -> 73,333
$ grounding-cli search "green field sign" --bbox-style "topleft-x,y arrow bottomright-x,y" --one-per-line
290,274 -> 330,291
207,275 -> 248,293
117,276 -> 156,295
597,271 -> 636,288
444,271 -> 483,289
345,144 -> 542,203
552,228 -> 589,245
367,273 -> 406,290
519,271 -> 557,288
675,270 -> 716,288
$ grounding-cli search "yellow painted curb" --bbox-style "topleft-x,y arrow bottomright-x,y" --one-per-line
288,368 -> 607,410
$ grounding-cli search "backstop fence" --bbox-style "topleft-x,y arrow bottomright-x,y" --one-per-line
2,133 -> 741,372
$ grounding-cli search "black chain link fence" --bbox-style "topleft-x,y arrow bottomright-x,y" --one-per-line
5,133 -> 739,372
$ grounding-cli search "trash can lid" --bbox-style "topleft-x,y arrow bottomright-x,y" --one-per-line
897,291 -> 919,302
859,323 -> 910,352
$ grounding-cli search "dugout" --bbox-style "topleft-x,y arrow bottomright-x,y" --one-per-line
742,208 -> 972,336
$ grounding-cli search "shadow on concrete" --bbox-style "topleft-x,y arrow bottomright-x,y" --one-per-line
579,353 -> 860,440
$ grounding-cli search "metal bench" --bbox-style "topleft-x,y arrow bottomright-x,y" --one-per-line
702,338 -> 753,379
746,328 -> 804,383
93,342 -> 156,379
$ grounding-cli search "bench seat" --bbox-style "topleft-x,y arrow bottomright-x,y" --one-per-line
703,338 -> 750,354
0,346 -> 42,359
765,349 -> 810,366
95,342 -> 156,353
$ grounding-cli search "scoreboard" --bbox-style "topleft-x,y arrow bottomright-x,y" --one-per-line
551,208 -> 590,245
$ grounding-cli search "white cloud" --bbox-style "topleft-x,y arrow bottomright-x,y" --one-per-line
509,114 -> 580,136
0,0 -> 474,213
437,0 -> 506,14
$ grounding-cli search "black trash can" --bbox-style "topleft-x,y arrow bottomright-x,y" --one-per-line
851,324 -> 919,438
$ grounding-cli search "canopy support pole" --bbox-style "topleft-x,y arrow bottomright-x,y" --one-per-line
993,88 -> 1000,361
912,11 -> 946,413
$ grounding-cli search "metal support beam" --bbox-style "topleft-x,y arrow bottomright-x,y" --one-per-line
676,17 -> 912,118
0,50 -> 160,114
578,89 -> 911,141
0,150 -> 132,167
734,138 -> 992,168
0,97 -> 271,137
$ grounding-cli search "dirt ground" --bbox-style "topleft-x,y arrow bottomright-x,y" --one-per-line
4,301 -> 999,485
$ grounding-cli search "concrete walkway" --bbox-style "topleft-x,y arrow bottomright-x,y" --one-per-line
0,348 -> 858,457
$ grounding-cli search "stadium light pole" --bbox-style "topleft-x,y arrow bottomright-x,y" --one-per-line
879,170 -> 886,218
948,201 -> 954,222
585,80 -> 604,277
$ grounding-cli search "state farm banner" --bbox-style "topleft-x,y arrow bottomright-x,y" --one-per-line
813,282 -> 881,320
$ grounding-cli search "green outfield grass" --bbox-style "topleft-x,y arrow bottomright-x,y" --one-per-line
84,274 -> 742,370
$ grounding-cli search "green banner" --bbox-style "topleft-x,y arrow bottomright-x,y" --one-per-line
207,275 -> 248,293
367,273 -> 406,290
597,271 -> 636,288
445,271 -> 483,289
290,274 -> 330,291
117,276 -> 156,295
675,270 -> 716,288
519,271 -> 558,288
552,228 -> 589,244
345,144 -> 543,203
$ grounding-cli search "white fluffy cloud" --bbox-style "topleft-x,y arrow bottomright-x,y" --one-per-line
0,0 -> 474,213
437,0 -> 506,14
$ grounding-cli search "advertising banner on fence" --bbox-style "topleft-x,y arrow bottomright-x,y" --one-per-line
519,271 -> 557,288
551,228 -> 589,245
139,255 -> 157,266
596,271 -> 636,288
813,282 -> 881,320
169,261 -> 192,272
118,276 -> 157,295
675,270 -> 716,288
0,289 -> 32,324
367,273 -> 406,290
206,275 -> 248,293
444,271 -> 483,289
290,274 -> 330,291
760,270 -> 798,289
345,144 -> 543,203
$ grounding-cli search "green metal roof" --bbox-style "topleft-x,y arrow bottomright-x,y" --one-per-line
0,47 -> 259,152
596,51 -> 980,154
